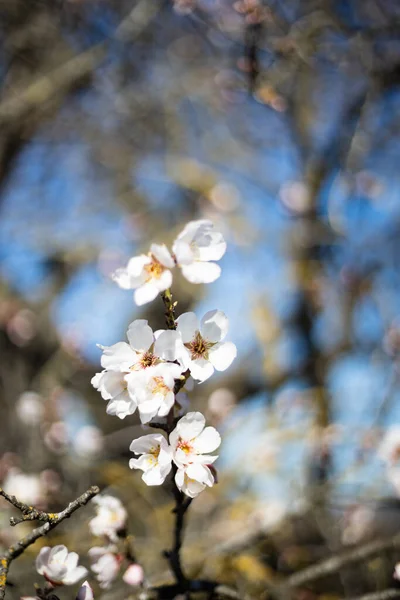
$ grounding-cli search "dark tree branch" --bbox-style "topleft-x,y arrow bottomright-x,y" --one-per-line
0,485 -> 100,599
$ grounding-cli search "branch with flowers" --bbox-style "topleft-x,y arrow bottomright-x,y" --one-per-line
91,219 -> 237,596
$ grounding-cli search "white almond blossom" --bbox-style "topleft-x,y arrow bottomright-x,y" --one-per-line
175,310 -> 236,382
123,564 -> 144,586
170,412 -> 221,497
113,243 -> 175,305
89,546 -> 121,589
36,545 -> 88,586
173,220 -> 226,284
129,433 -> 172,485
76,581 -> 94,600
92,320 -> 181,418
89,495 -> 127,541
130,362 -> 184,424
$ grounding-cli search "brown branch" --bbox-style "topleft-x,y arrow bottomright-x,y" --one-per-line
348,591 -> 400,600
275,532 -> 400,593
0,485 -> 100,599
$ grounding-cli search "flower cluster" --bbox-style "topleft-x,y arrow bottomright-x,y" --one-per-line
88,495 -> 144,589
92,220 -> 236,498
130,412 -> 220,497
112,220 -> 226,305
92,308 -> 236,423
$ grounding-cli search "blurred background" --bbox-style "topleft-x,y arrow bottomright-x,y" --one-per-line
1,0 -> 400,598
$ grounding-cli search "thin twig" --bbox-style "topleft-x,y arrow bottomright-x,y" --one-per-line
0,486 -> 100,599
348,591 -> 400,600
276,532 -> 400,592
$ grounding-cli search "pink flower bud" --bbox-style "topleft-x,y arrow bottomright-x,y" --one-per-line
123,564 -> 144,587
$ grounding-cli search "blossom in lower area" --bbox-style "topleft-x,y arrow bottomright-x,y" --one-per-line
123,564 -> 144,586
130,362 -> 184,424
89,495 -> 127,542
89,546 -> 121,589
175,464 -> 216,498
36,545 -> 88,586
129,433 -> 172,485
112,243 -> 175,305
92,320 -> 182,418
175,310 -> 237,382
173,220 -> 226,284
170,412 -> 221,469
76,581 -> 94,600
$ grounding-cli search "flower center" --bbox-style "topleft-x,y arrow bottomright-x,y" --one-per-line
177,438 -> 193,455
185,331 -> 212,360
149,445 -> 161,458
130,352 -> 159,371
152,376 -> 169,396
144,256 -> 164,281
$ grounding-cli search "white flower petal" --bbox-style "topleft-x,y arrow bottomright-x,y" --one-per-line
186,463 -> 214,486
154,330 -> 184,362
172,239 -> 194,265
106,393 -> 136,419
100,342 -> 137,371
63,565 -> 88,585
154,268 -> 173,292
129,433 -> 165,454
175,412 -> 205,440
36,546 -> 51,575
188,357 -> 214,382
134,283 -> 160,305
142,465 -> 169,485
127,320 -> 154,352
99,371 -> 126,400
208,341 -> 237,371
150,243 -> 175,268
181,262 -> 221,284
200,309 -> 229,342
137,398 -> 162,424
127,255 -> 151,277
193,427 -> 221,454
196,233 -> 226,262
176,312 -> 199,342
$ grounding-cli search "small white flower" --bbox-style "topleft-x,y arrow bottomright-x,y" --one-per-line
123,563 -> 144,586
170,412 -> 221,469
173,220 -> 226,284
175,465 -> 215,498
92,320 -> 181,418
131,362 -> 184,424
170,412 -> 220,497
36,545 -> 88,586
89,495 -> 127,541
89,546 -> 121,589
129,433 -> 172,485
394,562 -> 400,580
175,310 -> 237,382
76,581 -> 94,600
112,243 -> 175,305
3,469 -> 43,506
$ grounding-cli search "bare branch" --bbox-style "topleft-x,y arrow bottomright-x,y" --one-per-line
0,485 -> 100,599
